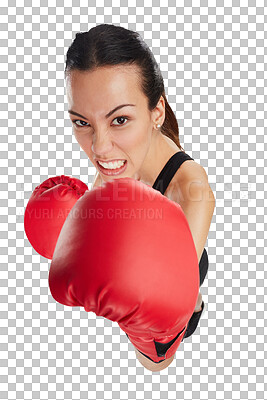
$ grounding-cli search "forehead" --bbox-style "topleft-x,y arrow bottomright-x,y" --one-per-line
65,66 -> 148,117
66,65 -> 142,100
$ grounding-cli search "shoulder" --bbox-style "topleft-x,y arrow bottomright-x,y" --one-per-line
175,157 -> 209,186
165,157 -> 212,203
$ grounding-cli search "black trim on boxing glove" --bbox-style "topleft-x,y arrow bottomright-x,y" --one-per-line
154,326 -> 186,357
126,325 -> 186,363
182,300 -> 204,341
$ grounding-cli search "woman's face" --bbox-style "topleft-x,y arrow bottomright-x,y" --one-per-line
65,65 -> 163,182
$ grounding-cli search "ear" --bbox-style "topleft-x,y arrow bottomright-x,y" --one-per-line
151,95 -> 165,128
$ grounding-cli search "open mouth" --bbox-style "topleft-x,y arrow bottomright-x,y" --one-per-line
97,160 -> 127,176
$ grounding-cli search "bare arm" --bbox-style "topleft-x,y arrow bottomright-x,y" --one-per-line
173,163 -> 215,263
134,348 -> 175,372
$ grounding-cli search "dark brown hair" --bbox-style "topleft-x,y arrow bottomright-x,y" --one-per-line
65,24 -> 185,151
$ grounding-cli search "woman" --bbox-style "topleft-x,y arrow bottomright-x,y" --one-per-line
64,24 -> 215,371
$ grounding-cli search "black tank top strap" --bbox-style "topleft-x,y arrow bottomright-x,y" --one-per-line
152,151 -> 194,195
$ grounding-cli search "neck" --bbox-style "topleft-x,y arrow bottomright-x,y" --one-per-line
136,133 -> 180,187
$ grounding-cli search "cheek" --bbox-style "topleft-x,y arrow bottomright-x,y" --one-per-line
124,127 -> 151,167
120,125 -> 149,149
74,131 -> 93,154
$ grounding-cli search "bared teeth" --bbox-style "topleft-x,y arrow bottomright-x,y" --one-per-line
98,160 -> 126,169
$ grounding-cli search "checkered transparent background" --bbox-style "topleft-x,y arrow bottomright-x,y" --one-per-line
1,1 -> 266,399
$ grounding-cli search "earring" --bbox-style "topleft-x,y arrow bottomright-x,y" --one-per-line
156,124 -> 161,129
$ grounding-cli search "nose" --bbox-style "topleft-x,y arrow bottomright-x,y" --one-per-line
91,130 -> 114,156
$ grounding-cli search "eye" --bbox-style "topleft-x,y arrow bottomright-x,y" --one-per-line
112,116 -> 129,126
72,116 -> 129,128
72,120 -> 89,128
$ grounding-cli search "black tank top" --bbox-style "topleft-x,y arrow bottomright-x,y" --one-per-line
152,151 -> 194,195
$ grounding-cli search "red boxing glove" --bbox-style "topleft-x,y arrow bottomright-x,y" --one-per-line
49,178 -> 199,363
24,175 -> 88,260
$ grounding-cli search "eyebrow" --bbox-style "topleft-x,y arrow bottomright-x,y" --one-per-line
68,104 -> 136,120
